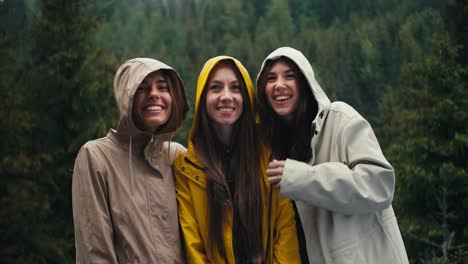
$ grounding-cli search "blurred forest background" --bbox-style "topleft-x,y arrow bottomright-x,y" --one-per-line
0,0 -> 467,263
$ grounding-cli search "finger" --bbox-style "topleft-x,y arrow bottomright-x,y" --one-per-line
268,175 -> 282,185
274,160 -> 286,167
268,160 -> 279,169
266,167 -> 283,176
268,159 -> 286,169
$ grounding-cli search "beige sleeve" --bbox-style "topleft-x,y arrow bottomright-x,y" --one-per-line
72,145 -> 118,264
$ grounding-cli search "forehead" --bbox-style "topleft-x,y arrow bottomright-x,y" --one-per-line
209,63 -> 238,81
268,59 -> 293,72
143,70 -> 165,83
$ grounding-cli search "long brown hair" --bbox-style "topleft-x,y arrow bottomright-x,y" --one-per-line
256,57 -> 318,162
191,60 -> 264,262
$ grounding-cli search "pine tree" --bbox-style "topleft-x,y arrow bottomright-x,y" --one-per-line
380,34 -> 468,263
0,0 -> 116,262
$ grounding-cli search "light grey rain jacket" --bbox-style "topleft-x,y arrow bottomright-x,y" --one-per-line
258,47 -> 409,264
72,58 -> 188,263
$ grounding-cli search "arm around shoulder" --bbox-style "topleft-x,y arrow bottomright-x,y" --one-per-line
167,141 -> 187,163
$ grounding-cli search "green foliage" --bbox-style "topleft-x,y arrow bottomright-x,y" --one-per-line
380,34 -> 468,263
0,0 -> 116,262
1,0 -> 463,262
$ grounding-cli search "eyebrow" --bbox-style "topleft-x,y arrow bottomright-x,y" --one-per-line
142,78 -> 167,85
209,80 -> 240,85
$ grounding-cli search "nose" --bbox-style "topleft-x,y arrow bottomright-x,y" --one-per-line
274,77 -> 286,89
219,87 -> 233,101
148,85 -> 160,99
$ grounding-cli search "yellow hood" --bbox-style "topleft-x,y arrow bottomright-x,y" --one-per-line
189,56 -> 255,143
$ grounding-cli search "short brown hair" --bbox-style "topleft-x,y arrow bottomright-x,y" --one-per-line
156,69 -> 188,134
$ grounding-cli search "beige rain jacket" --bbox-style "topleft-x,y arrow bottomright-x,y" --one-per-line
258,47 -> 409,264
72,58 -> 188,263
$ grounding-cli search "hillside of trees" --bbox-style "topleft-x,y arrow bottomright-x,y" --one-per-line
1,0 -> 466,263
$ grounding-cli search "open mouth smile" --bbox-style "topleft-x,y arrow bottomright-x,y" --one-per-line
144,105 -> 165,112
273,95 -> 292,102
217,107 -> 235,112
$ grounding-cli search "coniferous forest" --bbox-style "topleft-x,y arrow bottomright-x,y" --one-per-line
1,0 -> 467,263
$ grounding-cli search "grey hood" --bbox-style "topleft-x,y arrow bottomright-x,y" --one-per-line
257,47 -> 331,136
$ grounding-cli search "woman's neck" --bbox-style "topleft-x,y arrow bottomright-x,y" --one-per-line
214,124 -> 232,145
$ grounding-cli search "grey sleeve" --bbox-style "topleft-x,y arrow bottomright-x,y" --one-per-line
280,116 -> 395,214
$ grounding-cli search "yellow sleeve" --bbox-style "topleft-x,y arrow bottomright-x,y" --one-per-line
174,157 -> 210,264
272,189 -> 301,264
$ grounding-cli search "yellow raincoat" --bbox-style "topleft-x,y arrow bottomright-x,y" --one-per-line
174,56 -> 301,264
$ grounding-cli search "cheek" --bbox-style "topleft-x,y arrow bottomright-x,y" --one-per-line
205,94 -> 213,109
132,95 -> 143,113
264,86 -> 274,105
205,96 -> 215,118
265,84 -> 273,95
236,94 -> 243,106
162,92 -> 173,105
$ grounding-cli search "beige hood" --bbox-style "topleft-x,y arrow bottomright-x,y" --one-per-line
113,58 -> 188,137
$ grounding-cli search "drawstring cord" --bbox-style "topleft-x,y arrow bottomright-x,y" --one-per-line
265,187 -> 273,263
129,136 -> 134,195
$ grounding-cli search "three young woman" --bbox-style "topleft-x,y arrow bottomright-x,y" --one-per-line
174,56 -> 301,263
72,58 -> 188,263
256,47 -> 409,264
73,50 -> 408,264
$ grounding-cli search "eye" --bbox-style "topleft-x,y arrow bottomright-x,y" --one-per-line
286,73 -> 296,79
158,83 -> 169,91
209,84 -> 221,91
266,74 -> 276,82
231,84 -> 241,91
137,84 -> 149,92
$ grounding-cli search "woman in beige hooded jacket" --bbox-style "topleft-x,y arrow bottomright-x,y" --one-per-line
72,58 -> 188,263
256,47 -> 409,264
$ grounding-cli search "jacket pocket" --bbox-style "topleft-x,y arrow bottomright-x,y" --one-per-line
330,245 -> 365,264
379,212 -> 409,264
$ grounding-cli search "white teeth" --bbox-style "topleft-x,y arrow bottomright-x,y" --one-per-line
274,95 -> 291,101
146,106 -> 163,111
218,107 -> 234,112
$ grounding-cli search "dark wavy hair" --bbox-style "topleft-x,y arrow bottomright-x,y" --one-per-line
191,59 -> 264,263
256,57 -> 318,162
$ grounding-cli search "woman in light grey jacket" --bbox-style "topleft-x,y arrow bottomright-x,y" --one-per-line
256,47 -> 409,264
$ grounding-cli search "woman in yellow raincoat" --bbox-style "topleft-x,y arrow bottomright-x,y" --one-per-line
173,56 -> 301,263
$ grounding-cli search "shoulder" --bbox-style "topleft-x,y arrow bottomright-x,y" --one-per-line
77,137 -> 111,158
74,137 -> 112,174
163,141 -> 186,152
326,101 -> 372,129
173,149 -> 207,188
173,148 -> 188,168
163,141 -> 187,162
328,101 -> 361,120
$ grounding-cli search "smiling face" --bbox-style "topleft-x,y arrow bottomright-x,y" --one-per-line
264,59 -> 300,121
205,63 -> 243,138
132,70 -> 173,132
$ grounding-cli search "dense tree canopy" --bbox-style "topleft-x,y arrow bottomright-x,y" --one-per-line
0,0 -> 465,262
